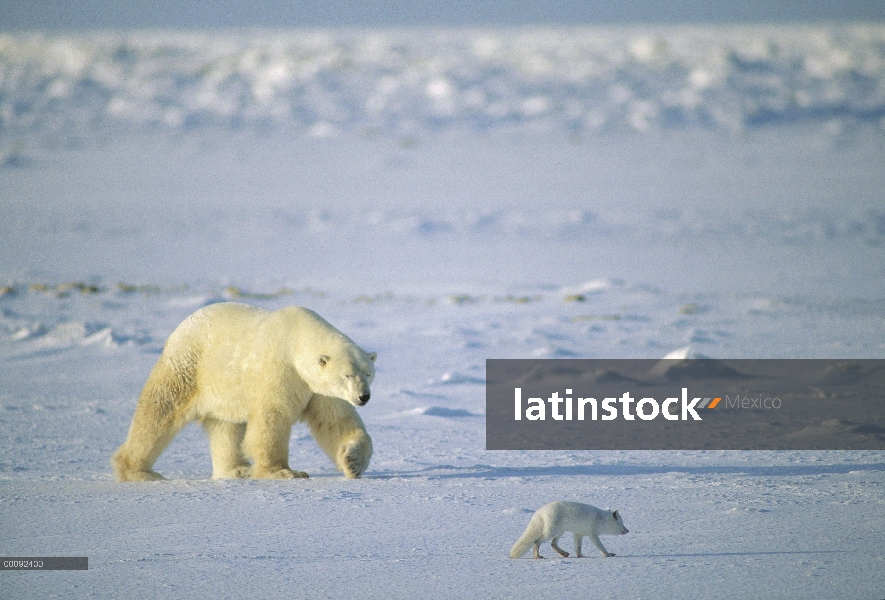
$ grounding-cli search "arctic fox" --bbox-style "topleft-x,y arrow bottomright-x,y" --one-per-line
509,501 -> 629,559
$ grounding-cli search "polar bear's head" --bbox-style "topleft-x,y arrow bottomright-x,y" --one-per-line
287,307 -> 378,407
299,344 -> 377,407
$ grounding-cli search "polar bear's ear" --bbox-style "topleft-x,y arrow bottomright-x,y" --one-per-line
368,352 -> 377,363
318,355 -> 330,367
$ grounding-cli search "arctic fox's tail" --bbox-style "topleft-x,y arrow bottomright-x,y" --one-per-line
509,515 -> 543,558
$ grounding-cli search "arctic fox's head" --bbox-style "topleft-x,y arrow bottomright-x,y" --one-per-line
605,510 -> 629,536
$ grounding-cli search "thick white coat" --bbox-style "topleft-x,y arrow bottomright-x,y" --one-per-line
112,303 -> 376,481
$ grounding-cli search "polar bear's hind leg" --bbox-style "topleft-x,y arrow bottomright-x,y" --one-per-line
111,354 -> 198,481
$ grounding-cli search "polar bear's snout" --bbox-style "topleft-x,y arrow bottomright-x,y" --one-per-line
340,372 -> 373,406
352,379 -> 371,405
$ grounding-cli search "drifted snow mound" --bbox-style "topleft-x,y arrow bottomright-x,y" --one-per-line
817,361 -> 885,386
648,347 -> 742,380
428,372 -> 485,385
513,362 -> 638,387
384,406 -> 479,419
12,321 -> 116,349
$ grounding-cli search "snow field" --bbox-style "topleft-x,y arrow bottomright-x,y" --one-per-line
2,23 -> 885,599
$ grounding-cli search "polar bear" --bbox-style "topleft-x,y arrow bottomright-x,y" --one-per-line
112,302 -> 376,481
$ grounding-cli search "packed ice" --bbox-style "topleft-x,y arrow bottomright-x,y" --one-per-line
2,25 -> 885,140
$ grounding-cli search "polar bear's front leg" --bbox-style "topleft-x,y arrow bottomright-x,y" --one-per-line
303,395 -> 373,479
336,430 -> 373,479
202,417 -> 251,479
242,411 -> 308,479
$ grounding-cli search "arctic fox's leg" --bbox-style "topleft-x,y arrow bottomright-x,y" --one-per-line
574,533 -> 584,558
551,536 -> 570,558
532,541 -> 544,559
588,533 -> 614,557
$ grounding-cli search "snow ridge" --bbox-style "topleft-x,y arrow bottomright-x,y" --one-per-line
3,25 -> 885,141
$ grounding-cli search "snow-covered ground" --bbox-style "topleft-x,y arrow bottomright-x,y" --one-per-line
2,26 -> 884,599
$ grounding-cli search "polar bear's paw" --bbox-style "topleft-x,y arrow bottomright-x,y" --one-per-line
253,467 -> 309,479
120,469 -> 165,482
339,438 -> 372,479
212,465 -> 252,479
277,468 -> 310,479
231,465 -> 252,478
342,455 -> 365,479
112,451 -> 166,482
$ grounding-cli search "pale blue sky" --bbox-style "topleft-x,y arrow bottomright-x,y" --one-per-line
1,0 -> 883,30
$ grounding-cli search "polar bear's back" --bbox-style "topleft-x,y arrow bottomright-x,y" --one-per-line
163,302 -> 353,370
167,302 -> 337,345
162,302 -> 263,355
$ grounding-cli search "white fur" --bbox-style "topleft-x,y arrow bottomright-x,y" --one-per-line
509,501 -> 629,559
112,302 -> 376,481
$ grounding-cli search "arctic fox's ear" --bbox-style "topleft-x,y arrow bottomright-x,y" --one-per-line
318,355 -> 330,367
612,511 -> 619,520
368,352 -> 377,363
